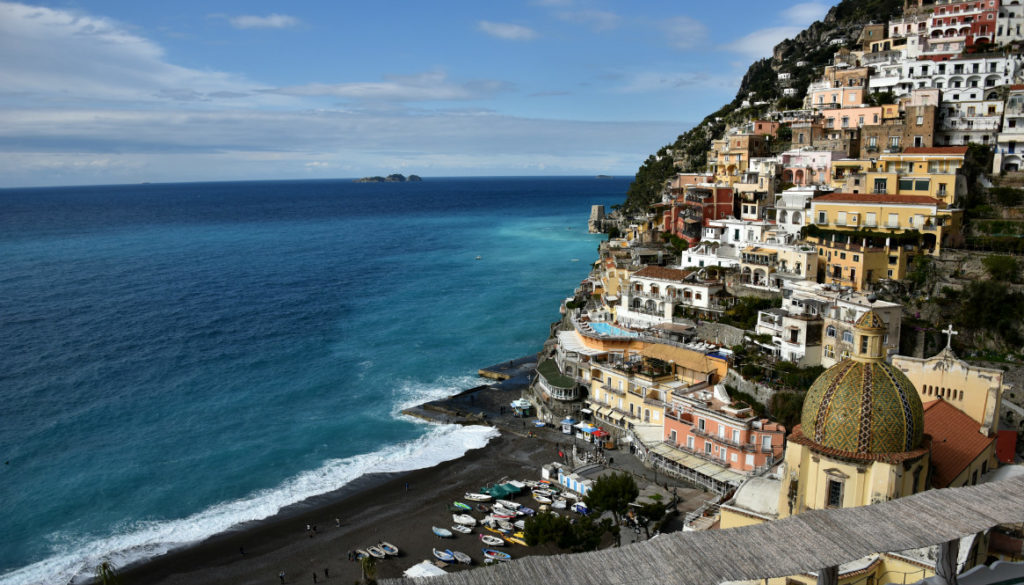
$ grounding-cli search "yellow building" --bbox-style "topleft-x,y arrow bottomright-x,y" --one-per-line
814,238 -> 898,291
584,341 -> 727,436
810,192 -> 963,255
712,133 -> 770,185
720,311 -> 998,585
868,146 -> 969,206
892,327 -> 1007,437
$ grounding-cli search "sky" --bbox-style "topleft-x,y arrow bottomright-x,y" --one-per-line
0,1 -> 832,187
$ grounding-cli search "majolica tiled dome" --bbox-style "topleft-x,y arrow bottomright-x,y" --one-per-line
800,310 -> 924,455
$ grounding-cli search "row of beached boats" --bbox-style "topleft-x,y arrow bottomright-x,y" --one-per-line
353,541 -> 400,560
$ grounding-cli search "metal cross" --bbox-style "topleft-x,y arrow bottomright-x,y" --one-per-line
942,324 -> 958,350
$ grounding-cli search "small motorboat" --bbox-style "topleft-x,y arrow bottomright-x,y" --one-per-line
367,545 -> 386,559
433,548 -> 455,563
517,506 -> 535,516
379,541 -> 399,556
533,494 -> 552,504
485,524 -> 511,535
451,524 -> 472,534
482,548 -> 511,561
354,549 -> 370,560
533,488 -> 553,497
495,499 -> 520,510
552,498 -> 567,510
451,550 -> 472,565
453,513 -> 476,526
505,535 -> 527,546
453,501 -> 472,511
464,492 -> 492,502
479,534 -> 505,547
432,526 -> 453,538
495,518 -> 513,531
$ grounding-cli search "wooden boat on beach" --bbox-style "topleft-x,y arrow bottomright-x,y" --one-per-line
451,524 -> 472,534
379,541 -> 399,556
432,526 -> 453,538
451,550 -> 472,565
464,492 -> 492,502
479,534 -> 505,547
482,548 -> 511,561
433,548 -> 455,563
367,545 -> 386,559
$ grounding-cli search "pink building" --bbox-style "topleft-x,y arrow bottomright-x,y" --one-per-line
781,150 -> 845,187
663,186 -> 736,245
662,384 -> 786,476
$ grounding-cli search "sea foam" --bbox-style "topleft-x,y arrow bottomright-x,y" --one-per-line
0,424 -> 499,585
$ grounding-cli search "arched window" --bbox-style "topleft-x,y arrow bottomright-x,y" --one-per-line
826,325 -> 837,337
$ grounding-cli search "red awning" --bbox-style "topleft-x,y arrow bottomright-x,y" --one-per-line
592,429 -> 609,438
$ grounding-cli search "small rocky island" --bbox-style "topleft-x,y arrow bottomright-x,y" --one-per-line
354,173 -> 422,183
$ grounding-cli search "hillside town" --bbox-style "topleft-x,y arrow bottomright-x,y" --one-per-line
521,2 -> 1024,584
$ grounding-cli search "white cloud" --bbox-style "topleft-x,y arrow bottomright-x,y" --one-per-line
270,71 -> 512,102
229,14 -> 299,29
661,16 -> 708,50
782,2 -> 829,25
723,26 -> 802,59
0,1 -> 273,105
556,10 -> 620,32
477,20 -> 538,40
613,71 -> 739,94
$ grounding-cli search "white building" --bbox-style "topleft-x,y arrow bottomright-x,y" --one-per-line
618,266 -> 725,329
755,280 -> 902,367
995,85 -> 1024,172
996,0 -> 1024,44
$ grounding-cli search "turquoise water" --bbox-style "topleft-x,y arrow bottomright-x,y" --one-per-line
588,322 -> 640,337
0,177 -> 627,584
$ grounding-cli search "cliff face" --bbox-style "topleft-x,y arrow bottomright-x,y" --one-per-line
622,0 -> 906,212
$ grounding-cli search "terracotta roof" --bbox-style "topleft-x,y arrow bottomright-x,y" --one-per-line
900,146 -> 969,155
923,399 -> 995,488
632,266 -> 692,282
813,192 -> 944,206
1011,84 -> 1024,91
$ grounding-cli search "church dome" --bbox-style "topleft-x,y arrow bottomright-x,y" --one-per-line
800,310 -> 924,455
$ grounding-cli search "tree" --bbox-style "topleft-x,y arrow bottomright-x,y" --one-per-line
982,255 -> 1020,283
360,555 -> 377,585
584,472 -> 639,525
96,560 -> 121,585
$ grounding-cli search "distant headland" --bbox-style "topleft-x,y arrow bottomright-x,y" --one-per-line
354,174 -> 422,183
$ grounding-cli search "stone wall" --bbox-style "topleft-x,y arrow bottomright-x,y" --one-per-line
695,321 -> 747,347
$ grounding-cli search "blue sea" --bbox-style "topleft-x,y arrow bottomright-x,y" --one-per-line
0,177 -> 626,584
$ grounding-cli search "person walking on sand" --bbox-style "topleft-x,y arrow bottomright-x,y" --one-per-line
313,572 -> 318,583
279,570 -> 286,584
324,567 -> 329,578
334,517 -> 340,528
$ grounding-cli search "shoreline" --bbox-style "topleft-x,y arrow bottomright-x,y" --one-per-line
101,357 -> 713,585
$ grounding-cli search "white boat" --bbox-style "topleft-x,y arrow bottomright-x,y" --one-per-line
496,519 -> 513,531
432,526 -> 453,538
451,550 -> 472,565
451,524 -> 472,534
479,534 -> 505,547
379,541 -> 399,556
464,492 -> 492,502
533,494 -> 552,504
367,545 -> 386,559
453,513 -> 476,526
533,488 -> 553,497
482,548 -> 511,561
495,499 -> 520,510
433,548 -> 455,563
513,519 -> 526,531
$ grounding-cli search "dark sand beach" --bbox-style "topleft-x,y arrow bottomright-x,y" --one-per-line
114,360 -> 713,585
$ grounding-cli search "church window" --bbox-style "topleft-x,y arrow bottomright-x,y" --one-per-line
860,336 -> 869,354
826,479 -> 844,508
